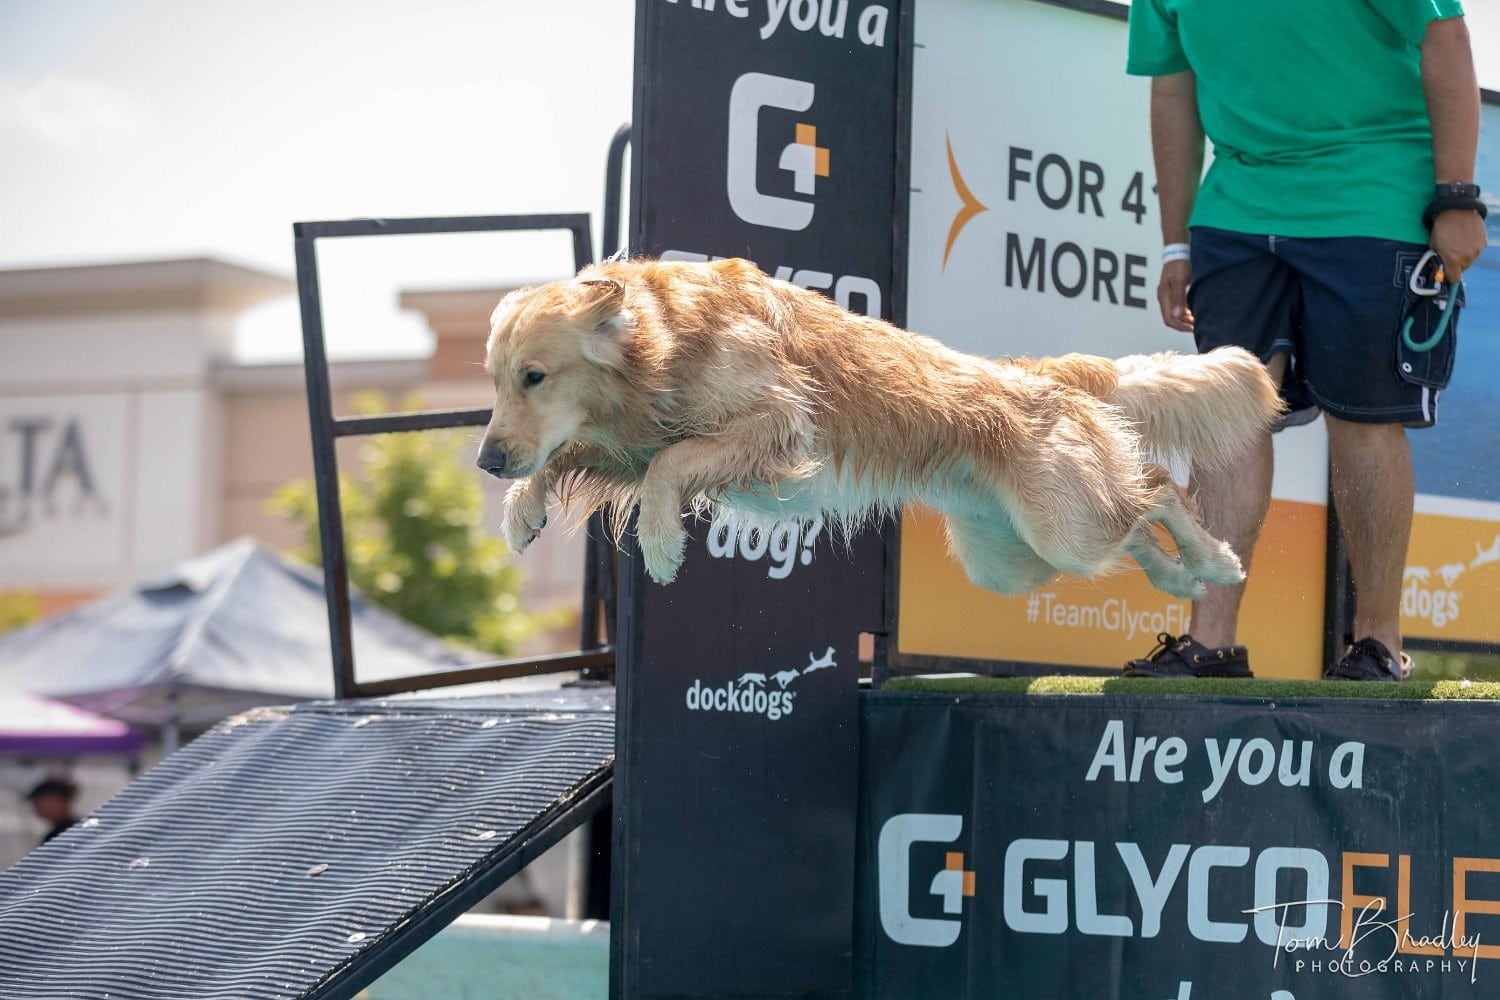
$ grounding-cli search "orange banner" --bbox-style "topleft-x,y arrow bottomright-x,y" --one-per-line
1403,509 -> 1500,645
897,500 -> 1328,678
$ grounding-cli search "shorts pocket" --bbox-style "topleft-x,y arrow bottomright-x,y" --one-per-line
1396,282 -> 1463,390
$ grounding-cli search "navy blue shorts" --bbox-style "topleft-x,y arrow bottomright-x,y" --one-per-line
1187,228 -> 1463,428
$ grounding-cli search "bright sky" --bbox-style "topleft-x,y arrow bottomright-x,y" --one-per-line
0,0 -> 636,361
1,1 -> 1497,361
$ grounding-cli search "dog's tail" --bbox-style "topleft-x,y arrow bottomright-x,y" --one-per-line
1108,347 -> 1284,472
1025,348 -> 1282,470
1023,353 -> 1121,400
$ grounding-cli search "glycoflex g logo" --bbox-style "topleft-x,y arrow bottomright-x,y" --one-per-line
726,72 -> 829,231
878,813 -> 976,947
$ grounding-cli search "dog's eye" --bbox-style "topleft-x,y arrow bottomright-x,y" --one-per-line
522,370 -> 546,388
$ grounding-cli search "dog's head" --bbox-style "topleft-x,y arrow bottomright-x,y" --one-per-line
476,275 -> 633,479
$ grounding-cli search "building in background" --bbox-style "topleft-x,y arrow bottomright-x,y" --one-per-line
0,257 -> 583,631
0,256 -> 587,887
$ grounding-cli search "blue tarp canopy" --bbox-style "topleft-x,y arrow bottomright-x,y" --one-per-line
0,538 -> 483,731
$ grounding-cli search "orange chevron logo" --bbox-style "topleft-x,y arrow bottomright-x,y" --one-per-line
943,132 -> 988,270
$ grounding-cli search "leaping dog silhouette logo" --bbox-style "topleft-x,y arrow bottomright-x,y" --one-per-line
802,647 -> 836,675
737,672 -> 768,687
772,649 -> 837,690
1471,535 -> 1500,570
774,647 -> 837,687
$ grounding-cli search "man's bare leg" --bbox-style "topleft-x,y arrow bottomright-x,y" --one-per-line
1325,415 -> 1412,660
1185,354 -> 1287,649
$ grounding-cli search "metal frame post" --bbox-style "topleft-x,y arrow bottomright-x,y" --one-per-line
293,213 -> 611,698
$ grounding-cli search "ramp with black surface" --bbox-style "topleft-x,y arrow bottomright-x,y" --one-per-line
0,688 -> 613,999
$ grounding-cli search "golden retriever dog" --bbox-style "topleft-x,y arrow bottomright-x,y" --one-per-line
476,257 -> 1282,599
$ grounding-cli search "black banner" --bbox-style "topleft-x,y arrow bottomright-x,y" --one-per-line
617,518 -> 883,998
858,693 -> 1500,999
632,0 -> 897,316
615,1 -> 900,997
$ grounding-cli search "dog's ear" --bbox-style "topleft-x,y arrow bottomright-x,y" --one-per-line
573,277 -> 631,368
573,277 -> 624,325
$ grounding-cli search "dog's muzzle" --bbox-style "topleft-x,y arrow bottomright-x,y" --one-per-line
475,443 -> 509,479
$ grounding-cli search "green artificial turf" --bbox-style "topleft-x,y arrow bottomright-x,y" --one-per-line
881,674 -> 1500,701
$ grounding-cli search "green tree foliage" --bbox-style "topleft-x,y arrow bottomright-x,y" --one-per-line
0,590 -> 41,636
269,394 -> 569,657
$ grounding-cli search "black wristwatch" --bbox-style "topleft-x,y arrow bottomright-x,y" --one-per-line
1422,182 -> 1486,229
1435,182 -> 1481,200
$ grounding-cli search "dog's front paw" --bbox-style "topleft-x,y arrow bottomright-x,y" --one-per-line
502,482 -> 548,554
636,512 -> 687,585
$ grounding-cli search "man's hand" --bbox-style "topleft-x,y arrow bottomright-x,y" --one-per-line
1148,71 -> 1203,334
1157,259 -> 1195,332
1421,16 -> 1483,281
1429,208 -> 1487,281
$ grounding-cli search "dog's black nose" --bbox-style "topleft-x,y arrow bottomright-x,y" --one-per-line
476,444 -> 508,479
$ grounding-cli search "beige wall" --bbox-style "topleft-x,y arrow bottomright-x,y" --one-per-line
1,261 -> 584,648
215,361 -> 424,552
0,260 -> 277,597
0,263 -> 586,875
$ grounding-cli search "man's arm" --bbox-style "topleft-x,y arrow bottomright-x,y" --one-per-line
1421,15 -> 1486,279
1150,70 -> 1205,331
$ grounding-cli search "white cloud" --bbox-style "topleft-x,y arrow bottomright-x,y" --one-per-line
0,74 -> 144,148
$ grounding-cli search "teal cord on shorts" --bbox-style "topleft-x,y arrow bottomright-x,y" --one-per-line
1401,281 -> 1460,353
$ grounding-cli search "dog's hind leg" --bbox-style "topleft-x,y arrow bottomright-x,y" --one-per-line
1139,465 -> 1244,586
1125,523 -> 1208,599
943,509 -> 1061,596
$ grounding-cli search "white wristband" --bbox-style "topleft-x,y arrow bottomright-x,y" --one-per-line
1162,242 -> 1191,265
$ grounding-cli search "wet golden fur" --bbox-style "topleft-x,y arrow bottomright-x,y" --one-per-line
477,257 -> 1282,598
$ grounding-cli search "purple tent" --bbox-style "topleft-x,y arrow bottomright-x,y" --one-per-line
0,691 -> 146,757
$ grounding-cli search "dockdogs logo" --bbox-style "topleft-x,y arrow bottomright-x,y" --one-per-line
684,646 -> 837,721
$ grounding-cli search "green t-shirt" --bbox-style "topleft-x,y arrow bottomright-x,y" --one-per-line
1127,0 -> 1465,244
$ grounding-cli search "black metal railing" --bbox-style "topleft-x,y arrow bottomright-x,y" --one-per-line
574,123 -> 634,667
294,212 -> 611,698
